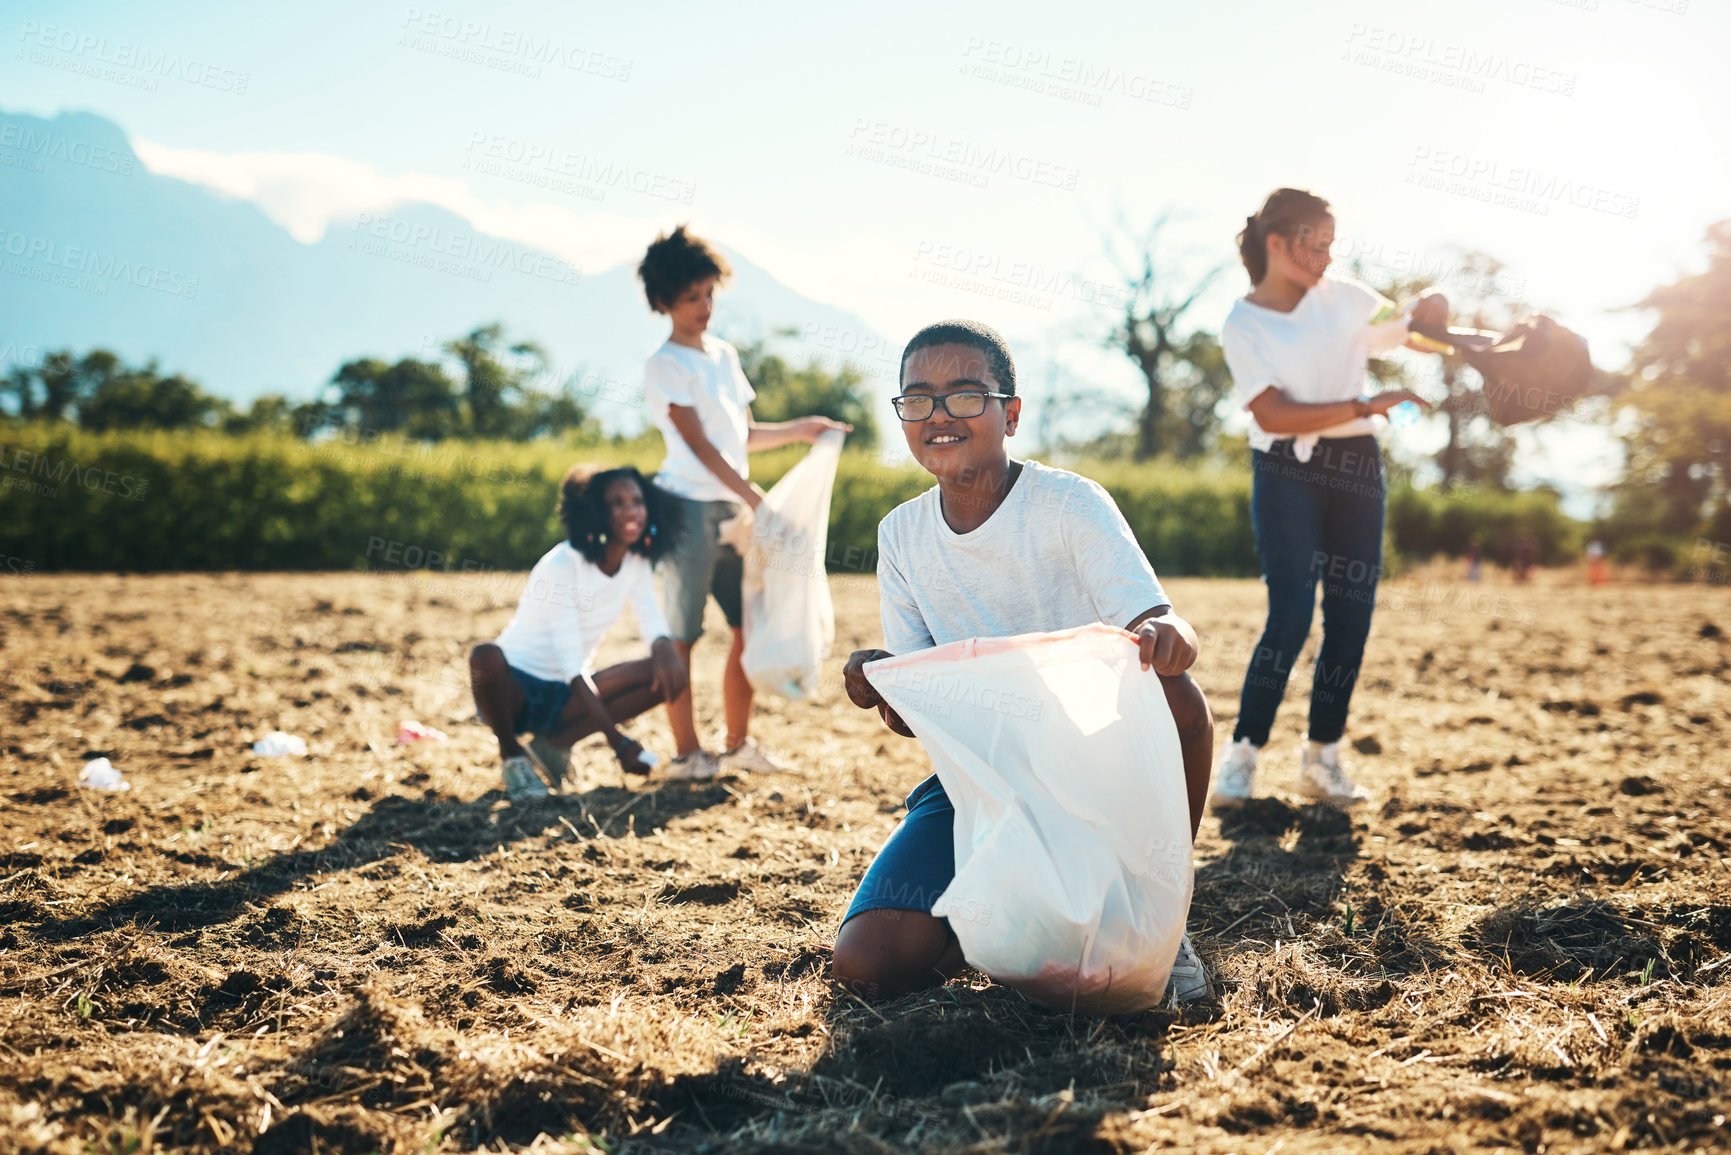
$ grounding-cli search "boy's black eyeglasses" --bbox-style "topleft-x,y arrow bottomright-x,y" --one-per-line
892,390 -> 1013,422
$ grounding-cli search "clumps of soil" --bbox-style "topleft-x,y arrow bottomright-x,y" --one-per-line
1470,898 -> 1665,982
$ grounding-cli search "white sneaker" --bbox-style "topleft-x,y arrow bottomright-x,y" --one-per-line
501,755 -> 549,801
1167,932 -> 1213,1003
1298,740 -> 1370,807
522,735 -> 569,790
1210,739 -> 1258,811
719,737 -> 789,774
665,749 -> 721,781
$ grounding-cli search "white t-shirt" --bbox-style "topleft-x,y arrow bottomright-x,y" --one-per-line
643,335 -> 755,502
494,543 -> 670,682
877,460 -> 1170,654
1222,274 -> 1411,461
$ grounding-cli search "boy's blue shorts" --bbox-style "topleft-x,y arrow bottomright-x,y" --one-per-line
509,665 -> 571,736
842,775 -> 955,925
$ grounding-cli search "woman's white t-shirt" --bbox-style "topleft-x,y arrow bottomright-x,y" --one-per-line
1222,275 -> 1410,462
494,543 -> 670,682
643,335 -> 755,503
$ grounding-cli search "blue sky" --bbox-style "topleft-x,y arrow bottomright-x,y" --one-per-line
5,0 -> 1726,501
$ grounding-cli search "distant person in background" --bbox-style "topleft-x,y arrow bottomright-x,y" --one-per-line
1212,188 -> 1449,812
1515,535 -> 1539,584
636,226 -> 851,780
1586,540 -> 1609,586
469,466 -> 686,801
1466,534 -> 1484,583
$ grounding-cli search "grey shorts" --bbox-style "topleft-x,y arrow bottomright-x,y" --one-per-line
660,494 -> 746,642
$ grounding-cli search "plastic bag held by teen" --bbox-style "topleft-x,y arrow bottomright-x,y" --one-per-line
727,429 -> 845,699
866,624 -> 1193,1015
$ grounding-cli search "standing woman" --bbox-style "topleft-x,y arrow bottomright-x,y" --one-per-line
1211,188 -> 1447,810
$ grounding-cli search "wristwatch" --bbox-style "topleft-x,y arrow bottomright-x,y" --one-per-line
1352,396 -> 1374,418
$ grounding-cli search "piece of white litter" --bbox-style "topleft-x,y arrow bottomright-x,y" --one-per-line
252,732 -> 308,757
78,758 -> 130,791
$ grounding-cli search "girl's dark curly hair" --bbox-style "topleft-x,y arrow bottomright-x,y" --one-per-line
558,465 -> 676,566
637,224 -> 731,314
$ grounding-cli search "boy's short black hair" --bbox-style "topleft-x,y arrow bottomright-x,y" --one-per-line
637,225 -> 732,314
899,319 -> 1017,396
558,465 -> 675,565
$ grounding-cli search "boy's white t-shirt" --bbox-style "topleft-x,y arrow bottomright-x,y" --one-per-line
1221,274 -> 1411,462
494,542 -> 670,682
877,460 -> 1169,654
643,335 -> 755,503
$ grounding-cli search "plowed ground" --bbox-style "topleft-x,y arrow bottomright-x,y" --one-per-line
3,570 -> 1729,1153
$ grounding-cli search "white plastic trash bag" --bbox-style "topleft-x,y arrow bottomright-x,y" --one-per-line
866,623 -> 1193,1014
733,429 -> 845,698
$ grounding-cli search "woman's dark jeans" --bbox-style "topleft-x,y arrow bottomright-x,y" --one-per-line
1233,435 -> 1385,747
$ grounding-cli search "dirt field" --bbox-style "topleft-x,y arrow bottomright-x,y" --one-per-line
3,569 -> 1729,1154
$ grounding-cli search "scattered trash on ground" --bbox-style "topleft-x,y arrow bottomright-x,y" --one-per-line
77,757 -> 130,791
251,731 -> 308,757
395,720 -> 449,744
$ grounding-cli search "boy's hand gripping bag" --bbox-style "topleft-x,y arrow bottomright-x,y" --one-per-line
865,624 -> 1192,1014
733,429 -> 845,698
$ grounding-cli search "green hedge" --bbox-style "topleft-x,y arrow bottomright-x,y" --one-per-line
0,426 -> 1581,576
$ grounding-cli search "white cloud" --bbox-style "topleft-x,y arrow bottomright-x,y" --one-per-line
131,138 -> 658,274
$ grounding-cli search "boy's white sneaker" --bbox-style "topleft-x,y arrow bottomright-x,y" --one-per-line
1210,739 -> 1259,811
501,755 -> 549,801
719,738 -> 788,774
1167,933 -> 1213,1003
1298,741 -> 1370,807
665,749 -> 721,781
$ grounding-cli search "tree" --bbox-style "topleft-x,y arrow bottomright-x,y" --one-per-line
1,349 -> 229,430
737,334 -> 878,449
329,357 -> 462,439
1608,221 -> 1731,539
444,323 -> 549,438
1103,213 -> 1226,461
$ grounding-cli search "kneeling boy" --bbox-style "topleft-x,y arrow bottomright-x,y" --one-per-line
838,320 -> 1216,1001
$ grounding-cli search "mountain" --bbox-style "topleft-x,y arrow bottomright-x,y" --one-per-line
0,108 -> 888,430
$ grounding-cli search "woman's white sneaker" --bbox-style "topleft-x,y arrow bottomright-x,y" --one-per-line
1210,739 -> 1259,811
1298,741 -> 1370,807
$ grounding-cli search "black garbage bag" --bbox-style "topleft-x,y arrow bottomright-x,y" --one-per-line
1412,316 -> 1593,425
